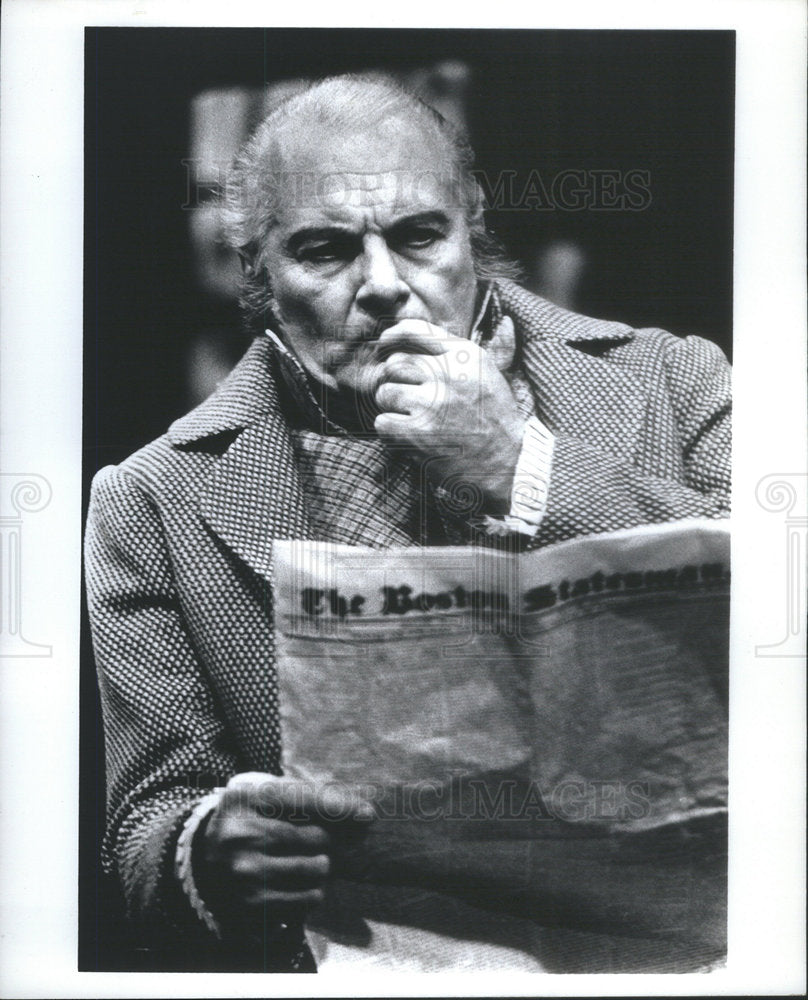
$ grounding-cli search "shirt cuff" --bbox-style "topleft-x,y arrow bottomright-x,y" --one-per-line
174,788 -> 226,938
477,415 -> 555,538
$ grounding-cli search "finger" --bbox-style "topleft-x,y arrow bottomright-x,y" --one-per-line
302,783 -> 377,825
230,852 -> 330,889
243,888 -> 325,912
375,381 -> 415,415
254,779 -> 377,826
379,351 -> 441,386
266,854 -> 331,890
360,355 -> 436,408
377,320 -> 453,357
260,819 -> 333,854
377,378 -> 442,415
374,411 -> 412,439
216,815 -> 333,853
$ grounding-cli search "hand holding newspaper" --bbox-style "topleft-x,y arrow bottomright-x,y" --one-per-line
272,519 -> 729,972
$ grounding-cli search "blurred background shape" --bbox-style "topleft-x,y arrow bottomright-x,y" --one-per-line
524,239 -> 588,311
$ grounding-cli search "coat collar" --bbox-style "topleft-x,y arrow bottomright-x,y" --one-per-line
495,279 -> 636,345
167,337 -> 280,446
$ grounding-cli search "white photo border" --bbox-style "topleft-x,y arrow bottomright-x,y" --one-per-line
0,0 -> 805,997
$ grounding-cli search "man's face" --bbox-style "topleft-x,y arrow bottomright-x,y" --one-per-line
262,117 -> 479,396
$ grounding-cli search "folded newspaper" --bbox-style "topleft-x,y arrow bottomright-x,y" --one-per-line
272,519 -> 729,972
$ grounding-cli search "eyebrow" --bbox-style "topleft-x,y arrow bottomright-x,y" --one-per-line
285,211 -> 452,255
386,211 -> 452,233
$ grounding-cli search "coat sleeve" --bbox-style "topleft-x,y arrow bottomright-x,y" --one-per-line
529,333 -> 731,549
85,463 -> 239,950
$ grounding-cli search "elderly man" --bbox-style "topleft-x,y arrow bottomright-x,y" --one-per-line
85,75 -> 731,972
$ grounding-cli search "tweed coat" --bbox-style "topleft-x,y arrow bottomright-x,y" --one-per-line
84,280 -> 731,955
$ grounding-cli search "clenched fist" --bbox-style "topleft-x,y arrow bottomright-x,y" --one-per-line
370,320 -> 525,513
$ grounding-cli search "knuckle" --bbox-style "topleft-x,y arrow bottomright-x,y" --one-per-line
376,383 -> 403,410
215,813 -> 247,842
216,793 -> 244,822
310,853 -> 331,878
254,792 -> 286,820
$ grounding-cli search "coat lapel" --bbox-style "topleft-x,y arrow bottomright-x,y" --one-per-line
498,281 -> 649,463
520,337 -> 648,461
168,338 -> 313,583
198,414 -> 313,583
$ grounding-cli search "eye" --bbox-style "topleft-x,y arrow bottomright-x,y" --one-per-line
393,227 -> 443,251
297,236 -> 357,265
299,243 -> 340,263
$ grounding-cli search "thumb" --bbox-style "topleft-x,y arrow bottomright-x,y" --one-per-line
374,411 -> 411,440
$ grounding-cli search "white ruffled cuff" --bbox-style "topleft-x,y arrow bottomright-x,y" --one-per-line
174,788 -> 226,938
477,415 -> 555,538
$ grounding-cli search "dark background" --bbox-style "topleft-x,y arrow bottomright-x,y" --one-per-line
81,27 -> 734,969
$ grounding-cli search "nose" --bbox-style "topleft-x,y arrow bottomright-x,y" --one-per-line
355,235 -> 409,317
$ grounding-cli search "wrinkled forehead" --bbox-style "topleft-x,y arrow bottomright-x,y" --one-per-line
267,115 -> 461,218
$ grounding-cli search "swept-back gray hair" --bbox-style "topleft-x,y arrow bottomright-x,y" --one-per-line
220,74 -> 520,331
